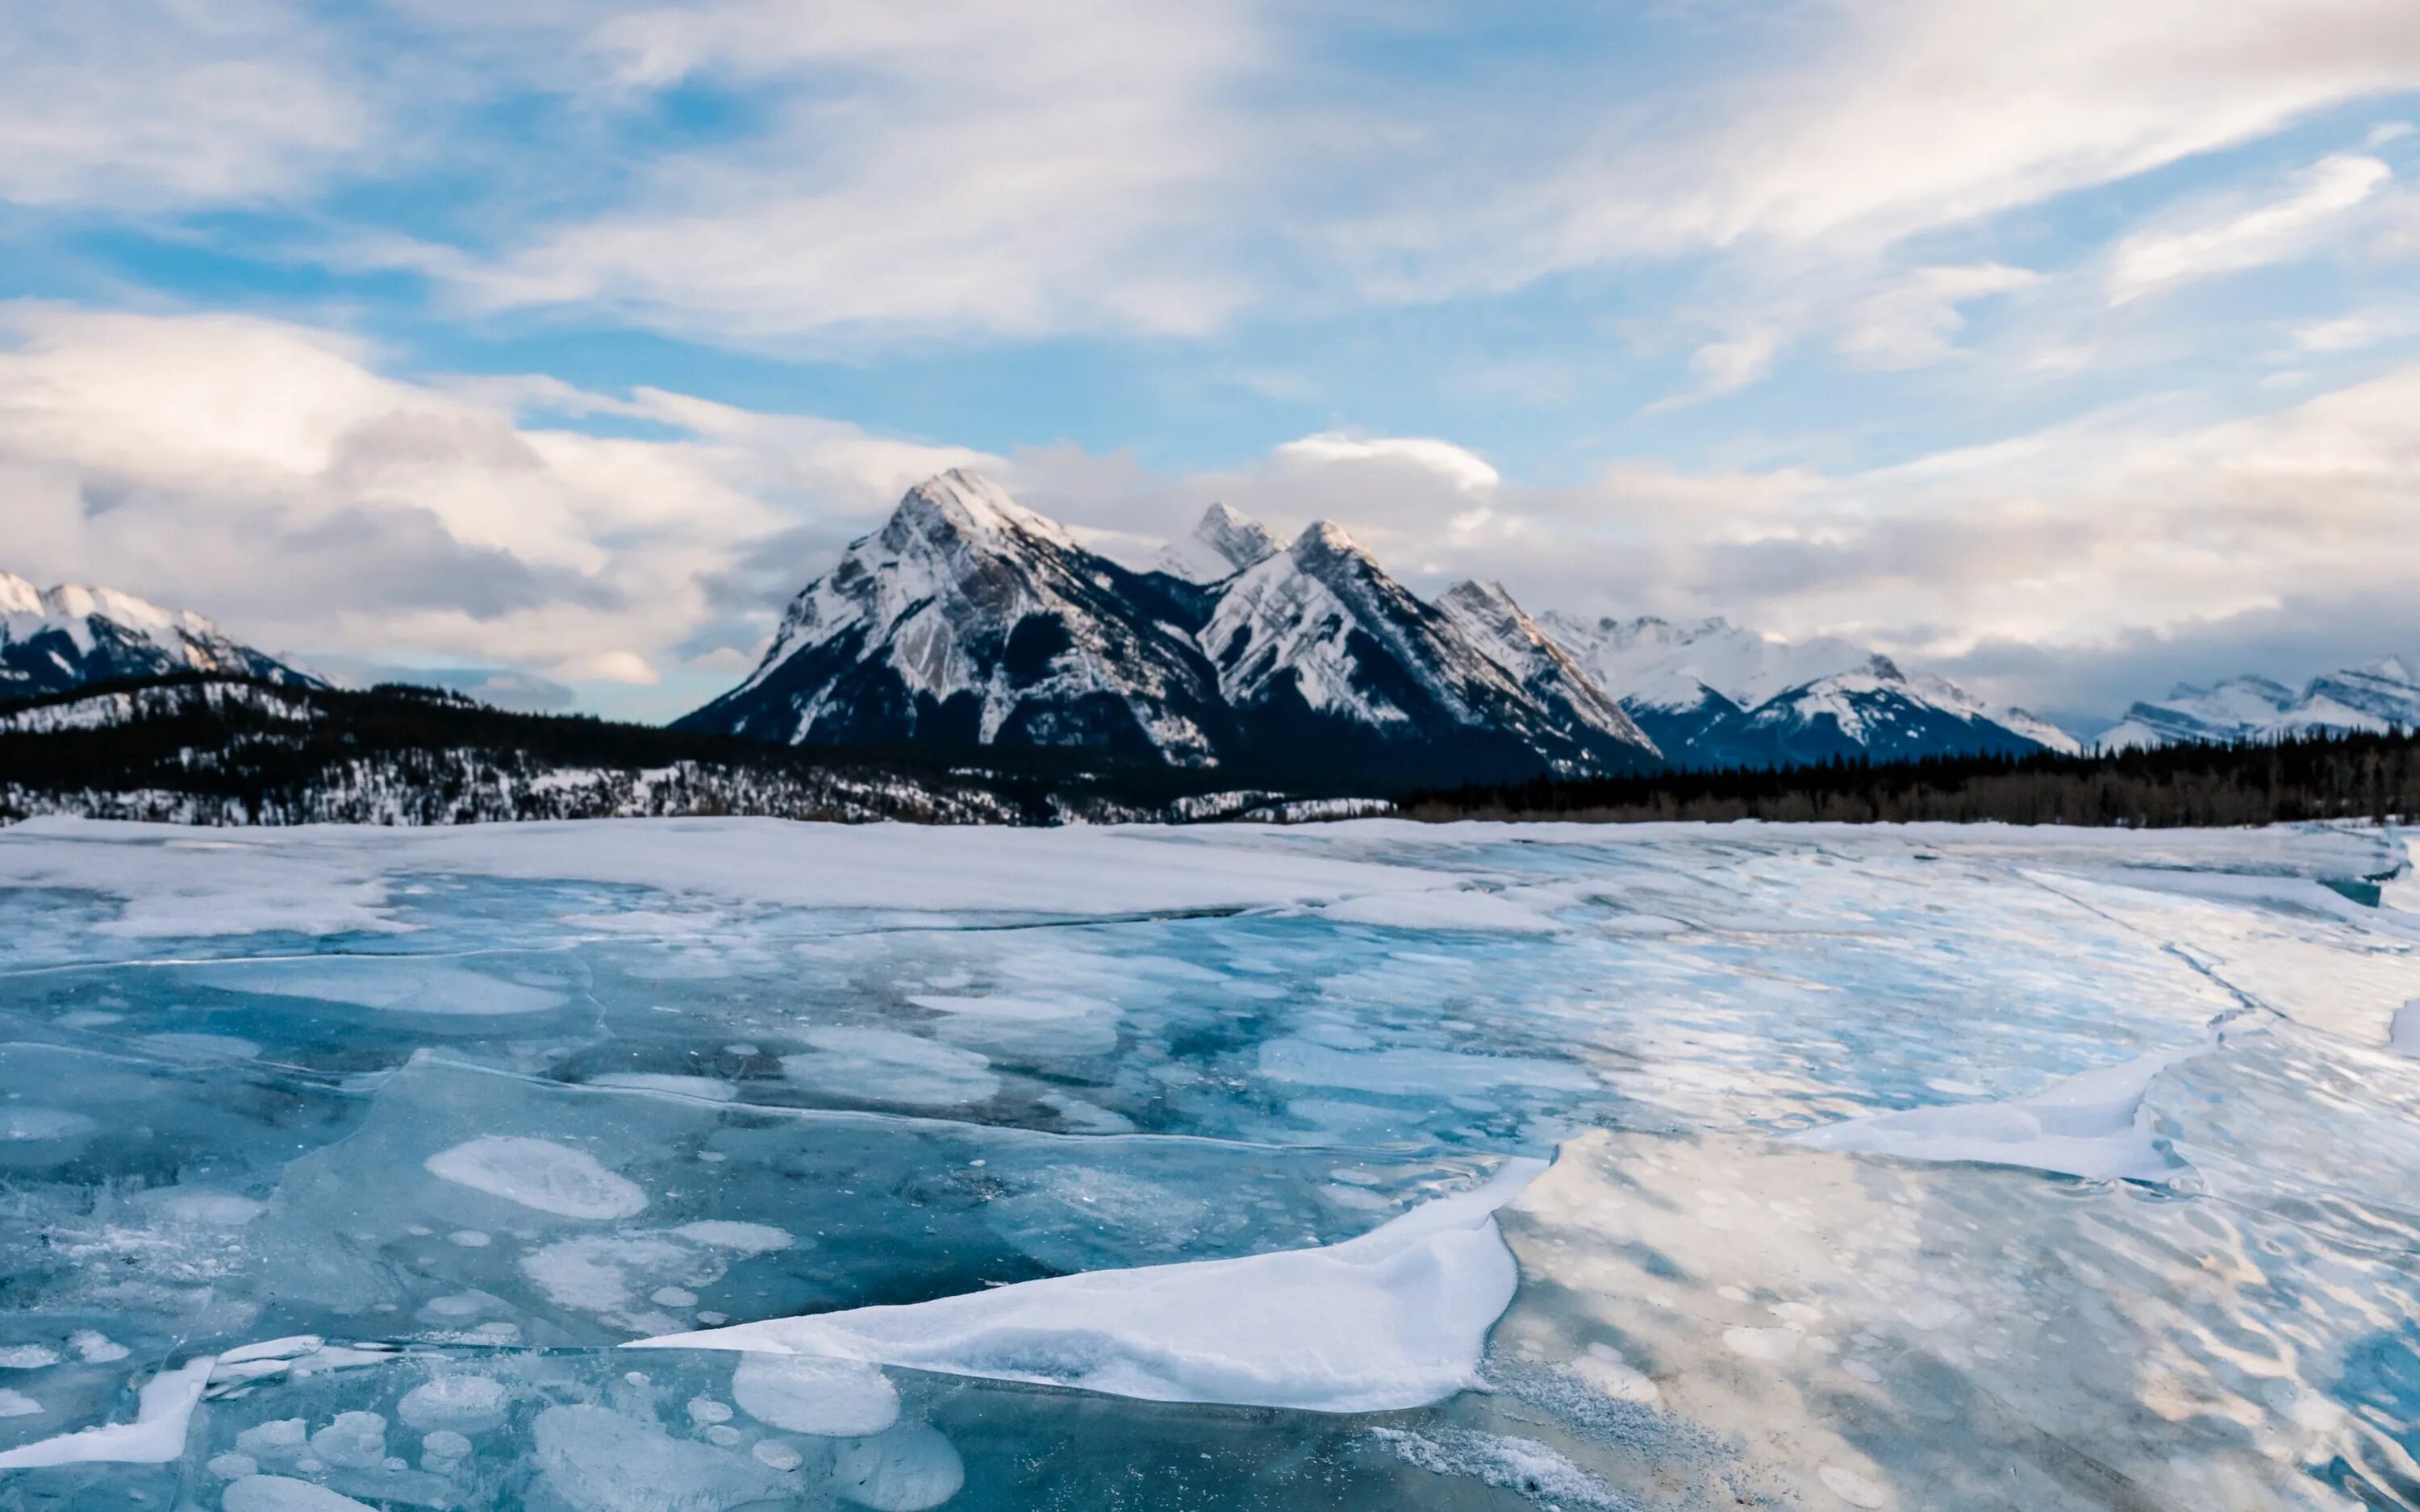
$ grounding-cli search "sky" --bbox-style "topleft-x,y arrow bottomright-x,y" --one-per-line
3,0 -> 2418,731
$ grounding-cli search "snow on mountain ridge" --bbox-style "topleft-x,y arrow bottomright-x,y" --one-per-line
2096,658 -> 2420,752
1,569 -> 315,701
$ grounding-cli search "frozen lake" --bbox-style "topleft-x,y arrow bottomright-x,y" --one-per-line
0,815 -> 2414,1510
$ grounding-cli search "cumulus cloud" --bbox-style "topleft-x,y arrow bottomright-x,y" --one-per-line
0,304 -> 981,698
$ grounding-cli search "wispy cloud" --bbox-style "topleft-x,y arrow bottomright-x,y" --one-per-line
2111,152 -> 2393,303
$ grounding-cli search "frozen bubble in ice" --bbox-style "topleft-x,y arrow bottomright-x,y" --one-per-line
1571,1343 -> 1659,1403
207,1452 -> 258,1479
651,1287 -> 699,1307
0,1345 -> 60,1368
752,1439 -> 804,1471
420,1430 -> 472,1471
687,1397 -> 733,1426
705,1425 -> 742,1446
831,1424 -> 966,1512
310,1410 -> 388,1468
532,1404 -> 785,1512
674,1221 -> 793,1253
447,1231 -> 492,1248
1723,1327 -> 1801,1362
1819,1464 -> 1891,1507
0,1107 -> 97,1145
235,1418 -> 309,1460
732,1354 -> 901,1438
147,1190 -> 264,1227
0,1389 -> 38,1418
398,1375 -> 509,1434
424,1135 -> 649,1219
223,1476 -> 379,1512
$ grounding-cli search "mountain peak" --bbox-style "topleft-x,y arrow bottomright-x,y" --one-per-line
1291,519 -> 1367,564
891,469 -> 1078,554
1158,501 -> 1278,582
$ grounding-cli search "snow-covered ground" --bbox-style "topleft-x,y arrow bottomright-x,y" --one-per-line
0,816 -> 2413,1509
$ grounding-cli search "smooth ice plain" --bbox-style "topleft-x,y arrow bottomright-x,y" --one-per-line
0,814 -> 2415,1510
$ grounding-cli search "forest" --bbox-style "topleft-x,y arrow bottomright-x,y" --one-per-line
1400,728 -> 2420,827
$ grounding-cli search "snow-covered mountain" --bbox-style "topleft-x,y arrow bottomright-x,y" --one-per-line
2097,658 -> 2420,752
681,472 -> 2090,782
681,477 -> 1657,783
0,570 -> 316,702
675,470 -> 1235,764
1538,614 -> 2076,766
1204,526 -> 1659,779
1156,502 -> 1277,583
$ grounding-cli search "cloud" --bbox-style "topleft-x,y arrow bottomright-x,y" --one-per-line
0,0 -> 373,208
419,0 -> 1269,343
0,304 -> 978,698
1323,0 -> 2420,306
2110,152 -> 2393,303
1835,264 -> 2041,369
1270,433 -> 1500,493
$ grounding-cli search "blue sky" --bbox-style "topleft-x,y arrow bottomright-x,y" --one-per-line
4,0 -> 2419,729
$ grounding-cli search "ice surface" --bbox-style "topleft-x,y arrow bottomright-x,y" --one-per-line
0,815 -> 2413,1507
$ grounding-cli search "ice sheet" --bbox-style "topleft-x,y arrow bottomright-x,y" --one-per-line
1,815 -> 2415,1508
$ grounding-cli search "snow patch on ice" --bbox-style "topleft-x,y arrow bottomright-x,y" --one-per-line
0,1356 -> 213,1468
631,1157 -> 1547,1412
1785,1048 -> 2197,1183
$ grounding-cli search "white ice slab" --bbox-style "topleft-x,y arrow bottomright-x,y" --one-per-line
631,1157 -> 1548,1412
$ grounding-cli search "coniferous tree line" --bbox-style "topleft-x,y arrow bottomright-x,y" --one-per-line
1400,727 -> 2420,827
5,672 -> 2414,829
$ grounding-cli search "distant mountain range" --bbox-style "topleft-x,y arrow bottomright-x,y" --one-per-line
2,570 -> 318,700
674,470 -> 2067,782
7,471 -> 2412,790
2094,660 -> 2420,752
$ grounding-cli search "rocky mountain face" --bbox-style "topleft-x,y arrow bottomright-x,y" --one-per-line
2096,658 -> 2420,752
0,571 -> 317,702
